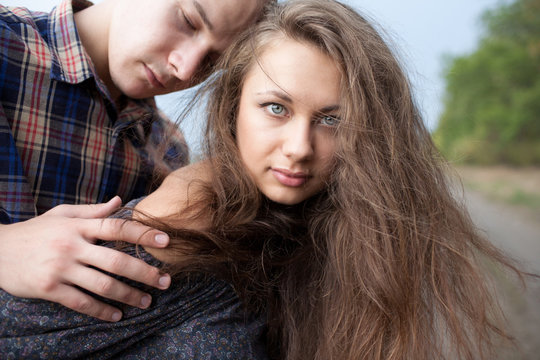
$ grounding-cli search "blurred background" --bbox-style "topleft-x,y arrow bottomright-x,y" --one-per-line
4,0 -> 540,358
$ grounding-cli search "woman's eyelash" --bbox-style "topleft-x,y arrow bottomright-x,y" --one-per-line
261,103 -> 288,116
260,103 -> 339,127
318,115 -> 340,126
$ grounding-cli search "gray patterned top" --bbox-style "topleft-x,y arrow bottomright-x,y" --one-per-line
0,199 -> 267,359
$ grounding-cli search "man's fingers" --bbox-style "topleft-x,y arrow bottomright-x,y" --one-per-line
46,196 -> 123,219
63,265 -> 154,310
51,284 -> 123,322
79,245 -> 171,290
84,217 -> 169,248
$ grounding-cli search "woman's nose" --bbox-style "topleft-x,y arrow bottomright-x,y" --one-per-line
282,119 -> 314,161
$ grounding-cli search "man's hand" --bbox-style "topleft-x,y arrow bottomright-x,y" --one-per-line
0,196 -> 171,322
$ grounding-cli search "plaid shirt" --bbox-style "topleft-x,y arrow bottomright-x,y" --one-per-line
0,0 -> 188,224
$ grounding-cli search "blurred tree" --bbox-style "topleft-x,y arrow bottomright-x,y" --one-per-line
434,0 -> 540,165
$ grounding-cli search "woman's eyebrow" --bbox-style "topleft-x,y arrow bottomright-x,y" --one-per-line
255,90 -> 292,103
319,105 -> 340,113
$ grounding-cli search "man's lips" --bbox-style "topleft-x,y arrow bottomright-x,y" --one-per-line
271,168 -> 310,187
144,64 -> 166,89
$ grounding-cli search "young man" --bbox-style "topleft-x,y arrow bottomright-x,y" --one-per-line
0,0 -> 266,322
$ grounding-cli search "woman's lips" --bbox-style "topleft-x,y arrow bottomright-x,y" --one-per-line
144,64 -> 165,89
271,168 -> 310,187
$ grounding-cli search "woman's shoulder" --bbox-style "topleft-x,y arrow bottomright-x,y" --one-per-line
136,161 -> 211,219
134,161 -> 213,264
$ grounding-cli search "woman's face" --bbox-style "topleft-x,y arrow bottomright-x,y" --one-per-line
236,38 -> 341,205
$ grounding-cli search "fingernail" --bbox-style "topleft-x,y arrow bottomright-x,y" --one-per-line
159,275 -> 170,288
140,295 -> 152,308
111,311 -> 122,322
108,195 -> 120,204
155,234 -> 168,246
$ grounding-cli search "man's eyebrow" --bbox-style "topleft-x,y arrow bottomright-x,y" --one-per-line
194,1 -> 214,31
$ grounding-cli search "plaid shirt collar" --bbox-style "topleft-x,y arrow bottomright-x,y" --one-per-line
48,0 -> 113,98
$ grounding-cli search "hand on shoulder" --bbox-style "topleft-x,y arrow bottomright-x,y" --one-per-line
0,197 -> 171,321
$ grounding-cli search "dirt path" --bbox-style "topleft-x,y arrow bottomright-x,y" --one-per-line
462,188 -> 540,273
460,187 -> 540,359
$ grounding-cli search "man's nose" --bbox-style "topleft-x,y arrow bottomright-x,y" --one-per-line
168,44 -> 208,83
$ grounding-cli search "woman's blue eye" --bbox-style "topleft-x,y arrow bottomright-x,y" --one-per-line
320,115 -> 339,127
269,104 -> 285,115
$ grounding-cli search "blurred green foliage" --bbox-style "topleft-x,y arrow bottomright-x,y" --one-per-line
433,0 -> 540,166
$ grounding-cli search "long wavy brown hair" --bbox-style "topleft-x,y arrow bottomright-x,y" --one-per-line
143,0 -> 525,358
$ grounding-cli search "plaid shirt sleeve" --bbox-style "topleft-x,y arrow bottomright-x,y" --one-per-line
0,7 -> 45,223
0,101 -> 37,223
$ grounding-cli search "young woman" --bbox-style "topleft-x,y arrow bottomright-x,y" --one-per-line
134,0 -> 527,358
1,0 -> 524,359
